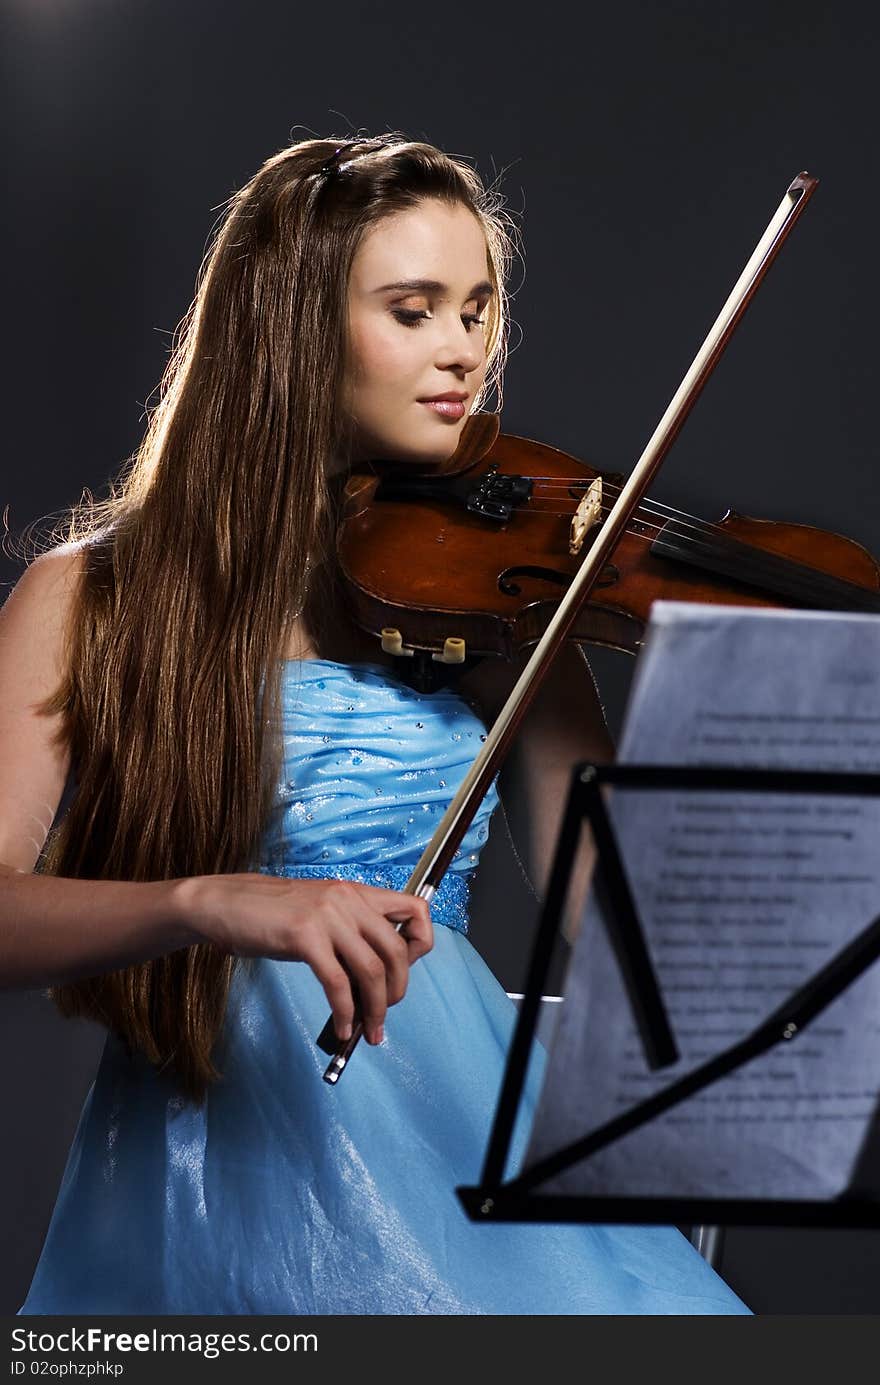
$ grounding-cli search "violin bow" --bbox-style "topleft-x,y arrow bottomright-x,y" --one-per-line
320,170 -> 819,1084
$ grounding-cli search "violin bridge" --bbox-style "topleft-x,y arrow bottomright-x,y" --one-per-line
569,478 -> 603,555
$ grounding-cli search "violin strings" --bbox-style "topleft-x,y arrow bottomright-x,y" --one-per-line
527,473 -> 718,532
527,488 -> 829,597
518,475 -> 716,531
522,487 -> 716,545
527,507 -> 866,608
525,476 -> 725,542
502,481 -> 748,560
492,477 -> 877,608
523,479 -> 781,562
525,498 -> 665,534
478,467 -> 751,551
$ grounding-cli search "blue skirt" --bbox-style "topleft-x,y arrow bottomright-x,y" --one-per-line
20,924 -> 749,1315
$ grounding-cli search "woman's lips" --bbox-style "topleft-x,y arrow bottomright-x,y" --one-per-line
419,399 -> 466,420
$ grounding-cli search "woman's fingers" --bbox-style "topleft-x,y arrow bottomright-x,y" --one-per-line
327,892 -> 433,1043
306,942 -> 358,1042
183,875 -> 436,1043
358,914 -> 412,1007
373,889 -> 434,962
328,926 -> 391,1045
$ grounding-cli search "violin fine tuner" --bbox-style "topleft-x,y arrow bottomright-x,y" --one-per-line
380,628 -> 467,664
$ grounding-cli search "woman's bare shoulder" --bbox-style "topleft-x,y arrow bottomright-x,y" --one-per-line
4,545 -> 88,669
3,542 -> 88,631
0,544 -> 89,873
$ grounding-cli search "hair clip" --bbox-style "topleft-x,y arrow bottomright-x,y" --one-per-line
318,141 -> 360,177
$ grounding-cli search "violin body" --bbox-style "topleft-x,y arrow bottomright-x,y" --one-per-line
338,423 -> 880,668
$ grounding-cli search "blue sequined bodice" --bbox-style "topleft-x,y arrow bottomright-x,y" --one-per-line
256,659 -> 500,933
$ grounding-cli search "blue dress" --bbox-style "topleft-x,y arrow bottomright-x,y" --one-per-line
20,659 -> 749,1315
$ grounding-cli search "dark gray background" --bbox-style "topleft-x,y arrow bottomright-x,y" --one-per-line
3,0 -> 879,1316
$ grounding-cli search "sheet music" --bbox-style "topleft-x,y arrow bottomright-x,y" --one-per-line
524,603 -> 880,1201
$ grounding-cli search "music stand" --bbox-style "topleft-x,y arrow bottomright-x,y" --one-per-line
457,763 -> 880,1231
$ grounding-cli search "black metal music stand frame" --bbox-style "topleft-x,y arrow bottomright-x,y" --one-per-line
457,764 -> 880,1229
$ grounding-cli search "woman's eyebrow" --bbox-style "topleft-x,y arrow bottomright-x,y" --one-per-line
372,278 -> 494,296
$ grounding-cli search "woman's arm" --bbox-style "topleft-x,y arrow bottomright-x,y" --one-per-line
0,864 -> 198,987
457,642 -> 615,940
0,551 -> 189,981
0,553 -> 429,1042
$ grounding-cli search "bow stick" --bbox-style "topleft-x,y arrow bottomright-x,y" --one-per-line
320,170 -> 819,1084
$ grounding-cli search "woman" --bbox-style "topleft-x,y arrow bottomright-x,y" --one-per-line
2,134 -> 749,1313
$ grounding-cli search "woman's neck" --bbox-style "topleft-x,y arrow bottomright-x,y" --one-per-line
280,596 -> 398,670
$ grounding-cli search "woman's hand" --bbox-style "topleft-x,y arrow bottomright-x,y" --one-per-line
172,874 -> 433,1045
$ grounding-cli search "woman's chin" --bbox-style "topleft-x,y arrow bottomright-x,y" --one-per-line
374,436 -> 465,468
348,415 -> 468,468
408,419 -> 470,464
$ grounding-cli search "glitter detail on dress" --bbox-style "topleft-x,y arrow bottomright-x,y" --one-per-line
257,863 -> 471,935
259,658 -> 499,883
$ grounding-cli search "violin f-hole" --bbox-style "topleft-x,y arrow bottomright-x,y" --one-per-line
498,563 -> 619,596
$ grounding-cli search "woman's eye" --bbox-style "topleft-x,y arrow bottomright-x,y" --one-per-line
391,308 -> 430,327
391,308 -> 486,330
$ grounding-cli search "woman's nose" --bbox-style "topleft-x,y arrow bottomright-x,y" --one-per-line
435,316 -> 484,374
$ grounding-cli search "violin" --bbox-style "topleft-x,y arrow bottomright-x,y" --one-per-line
338,411 -> 880,689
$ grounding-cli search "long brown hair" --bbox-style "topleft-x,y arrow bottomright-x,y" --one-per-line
17,133 -> 515,1103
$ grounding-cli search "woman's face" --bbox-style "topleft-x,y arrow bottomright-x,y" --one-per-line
343,198 -> 492,466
